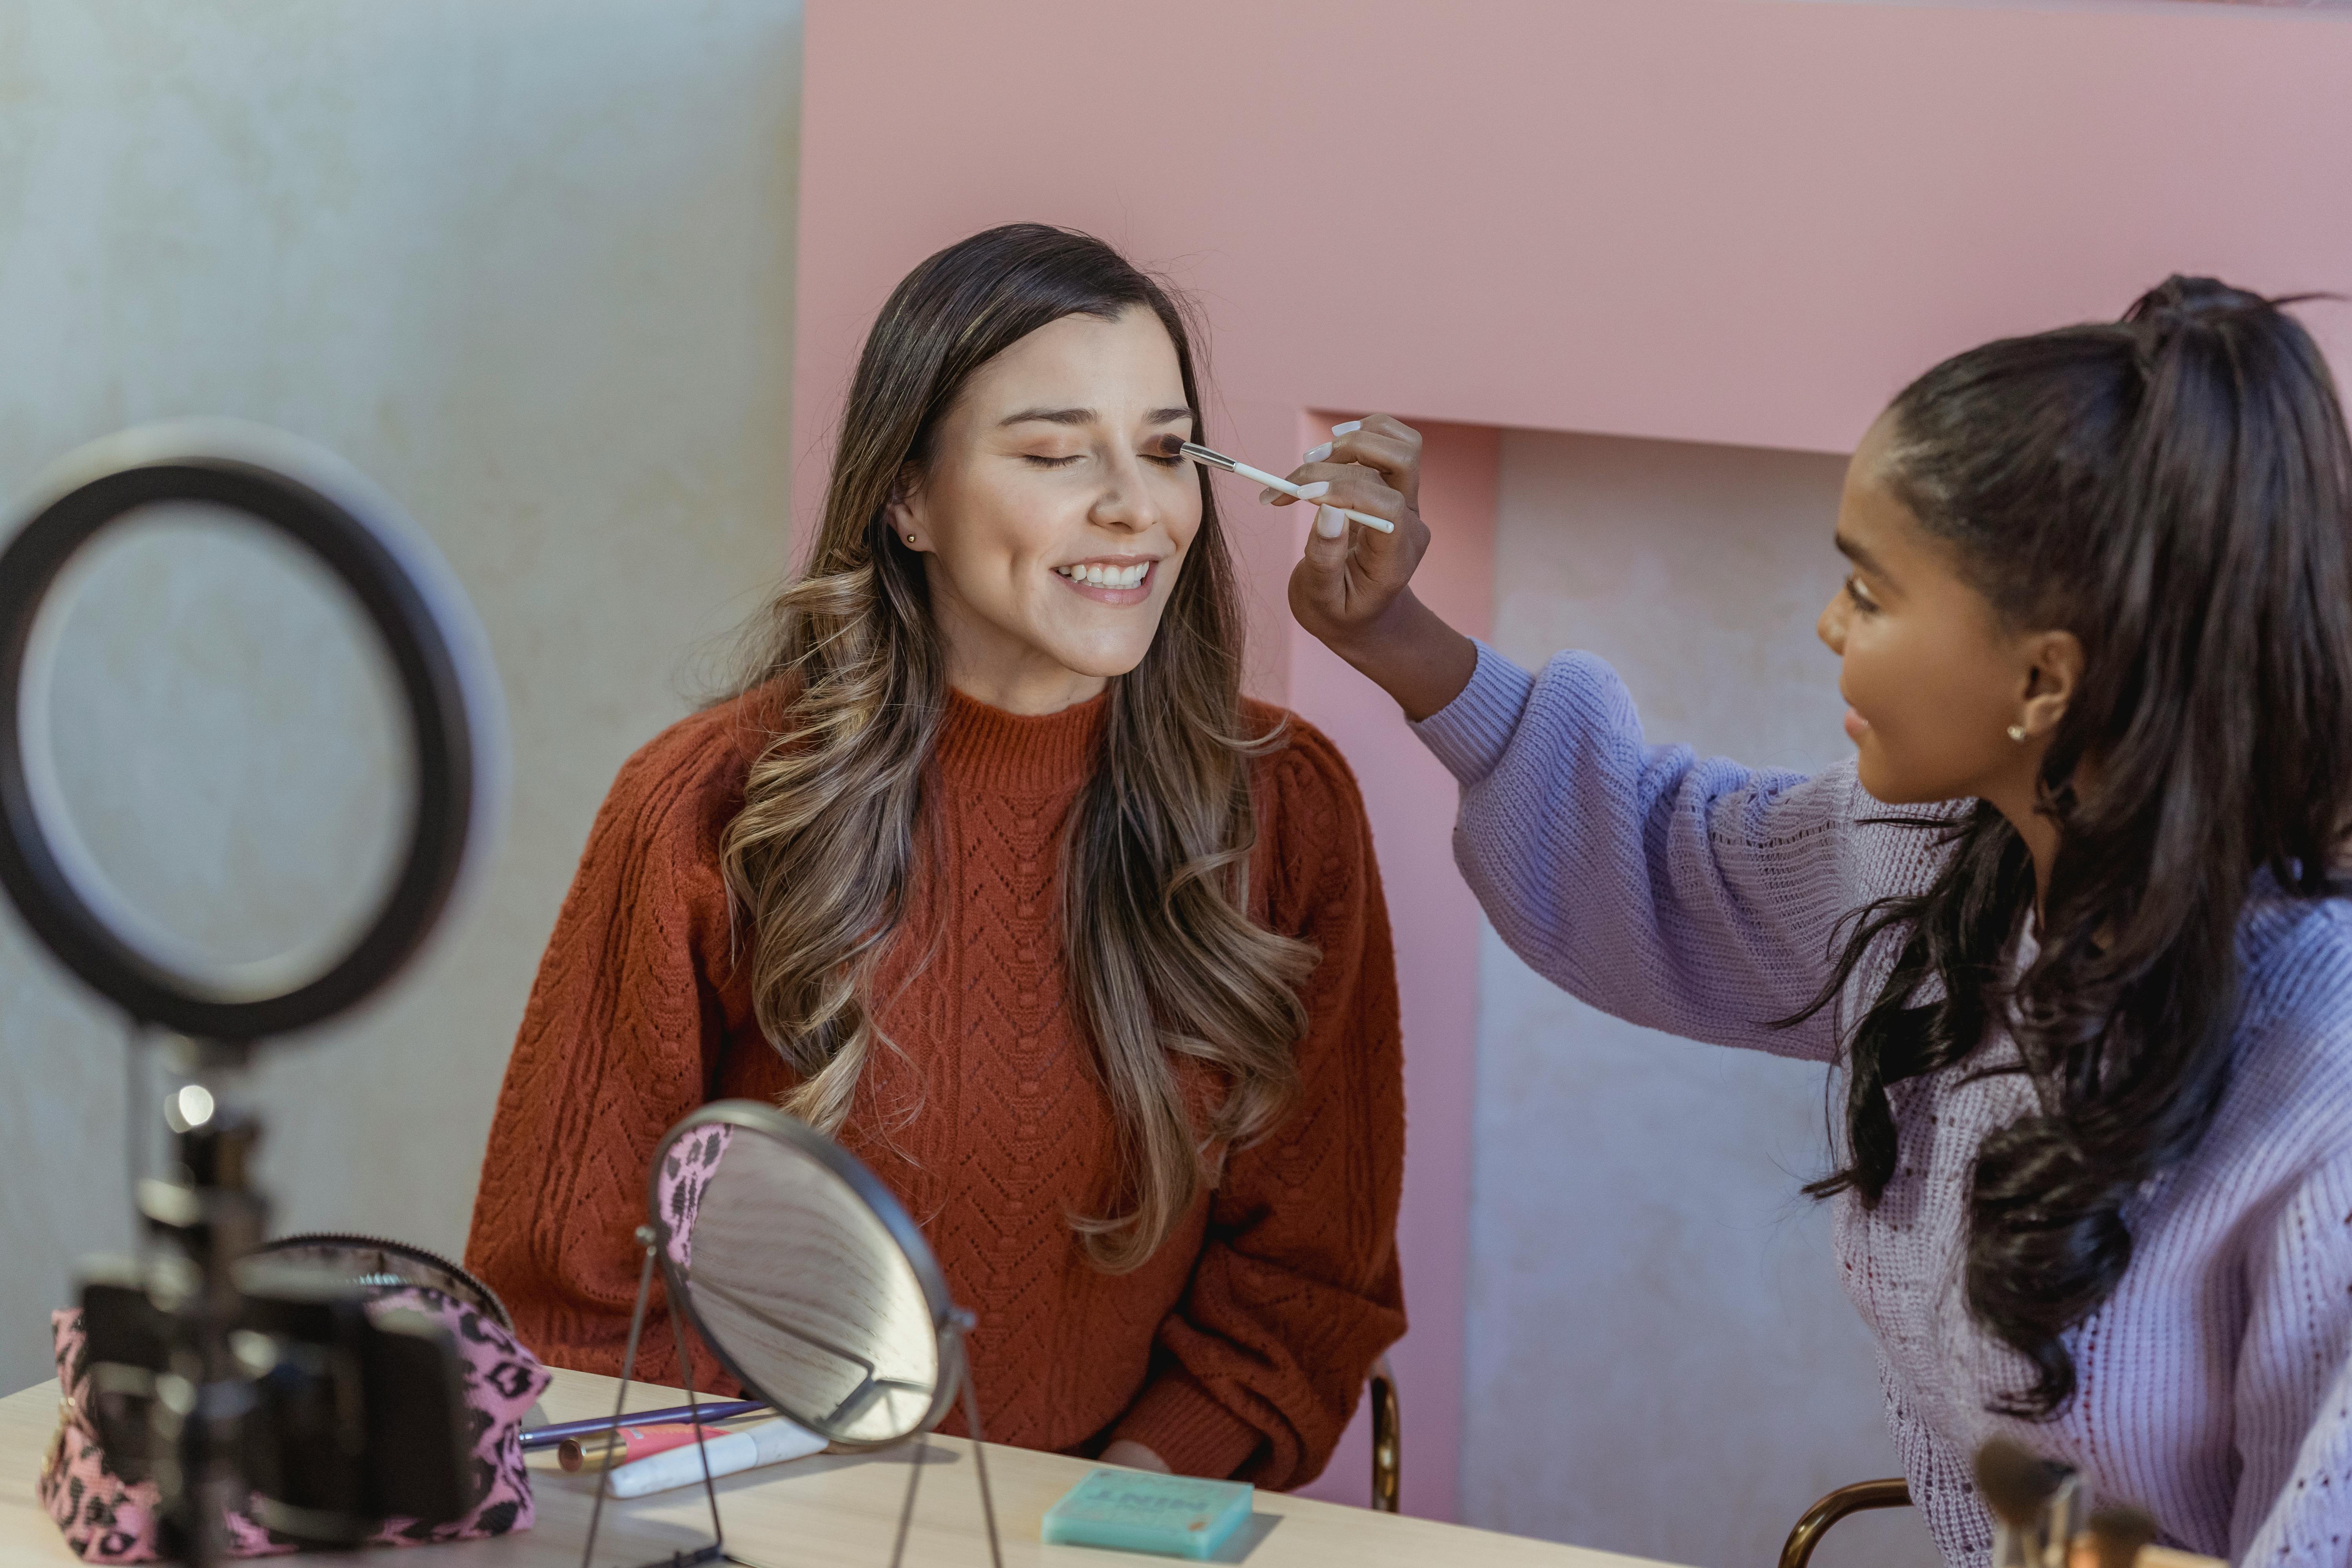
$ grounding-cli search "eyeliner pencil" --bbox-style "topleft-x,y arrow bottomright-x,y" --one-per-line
520,1398 -> 766,1452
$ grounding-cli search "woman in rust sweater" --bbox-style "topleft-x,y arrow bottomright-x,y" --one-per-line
465,224 -> 1405,1488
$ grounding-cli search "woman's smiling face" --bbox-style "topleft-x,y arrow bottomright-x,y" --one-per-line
1816,412 -> 2071,808
889,305 -> 1202,714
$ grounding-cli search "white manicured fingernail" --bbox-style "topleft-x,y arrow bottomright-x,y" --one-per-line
1258,488 -> 1276,504
1331,420 -> 1362,436
1304,442 -> 1332,463
1315,505 -> 1346,539
1297,480 -> 1330,501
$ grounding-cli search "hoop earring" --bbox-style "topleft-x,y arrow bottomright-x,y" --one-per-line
2006,724 -> 2027,743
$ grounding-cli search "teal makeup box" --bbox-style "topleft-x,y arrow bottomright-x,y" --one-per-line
1039,1469 -> 1254,1560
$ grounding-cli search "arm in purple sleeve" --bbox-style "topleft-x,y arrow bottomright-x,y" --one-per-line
1413,642 -> 1928,1063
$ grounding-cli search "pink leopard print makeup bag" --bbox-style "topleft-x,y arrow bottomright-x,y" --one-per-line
38,1237 -> 551,1563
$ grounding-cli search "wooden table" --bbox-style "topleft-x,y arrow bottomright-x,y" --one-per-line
4,1370 -> 1679,1568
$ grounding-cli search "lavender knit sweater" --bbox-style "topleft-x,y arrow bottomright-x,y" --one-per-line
1414,642 -> 2352,1567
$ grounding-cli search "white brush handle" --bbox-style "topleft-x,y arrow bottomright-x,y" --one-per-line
604,1418 -> 825,1497
1227,460 -> 1397,534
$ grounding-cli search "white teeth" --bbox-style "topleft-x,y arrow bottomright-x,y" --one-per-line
1058,563 -> 1149,588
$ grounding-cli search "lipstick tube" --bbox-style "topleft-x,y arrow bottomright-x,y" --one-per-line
557,1423 -> 710,1474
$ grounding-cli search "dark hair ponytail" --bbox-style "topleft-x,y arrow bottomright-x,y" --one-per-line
1798,278 -> 2352,1416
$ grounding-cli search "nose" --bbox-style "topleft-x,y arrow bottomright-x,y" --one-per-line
1817,590 -> 1847,655
1090,446 -> 1163,534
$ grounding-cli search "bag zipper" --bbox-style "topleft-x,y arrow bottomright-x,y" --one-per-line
253,1231 -> 514,1333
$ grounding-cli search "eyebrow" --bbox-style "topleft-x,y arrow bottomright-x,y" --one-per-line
1835,533 -> 1893,582
997,406 -> 1196,429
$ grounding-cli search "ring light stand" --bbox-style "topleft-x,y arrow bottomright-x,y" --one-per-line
0,421 -> 506,1567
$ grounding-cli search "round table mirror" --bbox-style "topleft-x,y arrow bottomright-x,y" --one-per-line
650,1101 -> 963,1448
601,1100 -> 1000,1568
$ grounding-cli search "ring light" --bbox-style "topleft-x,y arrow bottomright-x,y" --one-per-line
0,420 -> 506,1040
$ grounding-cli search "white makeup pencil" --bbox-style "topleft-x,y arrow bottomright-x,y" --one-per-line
1179,442 -> 1396,534
603,1417 -> 825,1498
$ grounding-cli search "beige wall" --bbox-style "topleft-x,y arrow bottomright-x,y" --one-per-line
1462,430 -> 1938,1568
0,1 -> 803,1394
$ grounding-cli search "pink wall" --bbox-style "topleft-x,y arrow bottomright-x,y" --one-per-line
789,0 -> 2352,1521
1283,419 -> 1497,1512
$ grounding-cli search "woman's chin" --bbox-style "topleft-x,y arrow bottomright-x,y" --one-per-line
1036,628 -> 1161,682
1852,743 -> 1906,805
1853,753 -> 1956,808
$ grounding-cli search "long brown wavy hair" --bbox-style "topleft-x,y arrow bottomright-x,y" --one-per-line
718,223 -> 1318,1271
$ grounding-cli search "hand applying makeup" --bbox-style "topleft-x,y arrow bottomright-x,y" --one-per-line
1282,414 -> 1478,720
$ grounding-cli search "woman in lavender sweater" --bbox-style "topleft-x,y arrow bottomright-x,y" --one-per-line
1281,279 -> 2352,1566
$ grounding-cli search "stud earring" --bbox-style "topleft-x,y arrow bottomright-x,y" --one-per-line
906,533 -> 918,546
2007,724 -> 2028,742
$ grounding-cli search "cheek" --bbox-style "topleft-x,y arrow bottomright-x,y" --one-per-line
1149,480 -> 1205,571
1171,482 -> 1205,546
938,474 -> 1074,575
1844,613 -> 2016,791
1839,613 -> 1895,705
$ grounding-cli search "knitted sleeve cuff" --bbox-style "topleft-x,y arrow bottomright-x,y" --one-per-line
1108,1371 -> 1264,1481
1410,640 -> 1536,788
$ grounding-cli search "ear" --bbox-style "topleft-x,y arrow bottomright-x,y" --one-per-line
884,463 -> 926,548
2015,628 -> 2083,740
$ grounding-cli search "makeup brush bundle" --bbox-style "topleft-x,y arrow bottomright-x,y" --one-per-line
1972,1440 -> 2220,1568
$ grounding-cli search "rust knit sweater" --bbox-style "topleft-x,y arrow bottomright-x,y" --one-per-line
464,686 -> 1406,1488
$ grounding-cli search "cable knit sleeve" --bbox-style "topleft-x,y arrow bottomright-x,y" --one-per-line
463,714 -> 750,1390
1108,718 -> 1408,1488
1412,641 -> 1888,1063
2230,1149 -> 2352,1564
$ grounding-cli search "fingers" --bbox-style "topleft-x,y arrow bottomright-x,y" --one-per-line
1261,414 -> 1424,509
1301,416 -> 1418,466
1284,416 -> 1432,653
1299,491 -> 1412,587
1343,497 -> 1415,583
1289,494 -> 1419,660
1300,503 -> 1352,578
1294,414 -> 1422,503
1294,501 -> 1399,638
1290,472 -> 1405,526
1261,459 -> 1406,515
1291,439 -> 1415,488
1303,429 -> 1416,470
1351,413 -> 1420,446
1332,432 -> 1419,475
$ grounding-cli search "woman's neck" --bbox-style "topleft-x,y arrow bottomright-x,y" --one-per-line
948,659 -> 1108,716
1984,773 -> 2064,923
2016,806 -> 2061,926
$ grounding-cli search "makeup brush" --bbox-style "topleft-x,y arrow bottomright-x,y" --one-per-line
1976,1437 -> 2071,1568
1179,442 -> 1397,534
2074,1503 -> 2157,1568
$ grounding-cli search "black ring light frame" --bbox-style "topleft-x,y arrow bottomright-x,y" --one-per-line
0,423 -> 502,1041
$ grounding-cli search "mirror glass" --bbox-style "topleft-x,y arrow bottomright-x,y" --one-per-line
658,1116 -> 947,1447
18,503 -> 412,997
